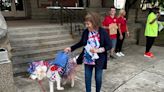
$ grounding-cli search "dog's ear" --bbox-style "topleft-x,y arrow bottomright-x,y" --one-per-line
72,55 -> 79,64
73,58 -> 77,63
75,55 -> 79,59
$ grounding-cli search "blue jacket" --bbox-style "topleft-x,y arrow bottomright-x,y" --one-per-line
71,27 -> 111,69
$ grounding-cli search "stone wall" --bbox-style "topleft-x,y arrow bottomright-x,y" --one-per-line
89,0 -> 102,8
102,0 -> 114,8
24,0 -> 32,18
29,0 -> 50,19
119,9 -> 147,47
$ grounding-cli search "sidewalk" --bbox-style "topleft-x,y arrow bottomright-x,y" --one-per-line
14,45 -> 164,92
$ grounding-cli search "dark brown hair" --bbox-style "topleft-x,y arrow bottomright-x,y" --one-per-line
85,12 -> 101,29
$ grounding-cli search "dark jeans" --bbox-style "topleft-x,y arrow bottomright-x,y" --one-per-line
85,64 -> 103,92
115,32 -> 126,52
145,36 -> 156,53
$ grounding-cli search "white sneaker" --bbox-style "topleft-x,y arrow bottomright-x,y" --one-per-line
119,52 -> 125,56
116,52 -> 122,57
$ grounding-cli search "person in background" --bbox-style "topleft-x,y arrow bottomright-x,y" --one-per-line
64,12 -> 111,92
144,8 -> 160,58
102,6 -> 120,59
115,9 -> 130,57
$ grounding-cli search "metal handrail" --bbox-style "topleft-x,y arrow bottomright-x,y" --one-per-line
48,0 -> 85,36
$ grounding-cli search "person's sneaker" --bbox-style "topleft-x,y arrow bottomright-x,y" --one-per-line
149,52 -> 154,57
116,52 -> 122,57
144,52 -> 153,58
110,55 -> 117,59
119,52 -> 125,56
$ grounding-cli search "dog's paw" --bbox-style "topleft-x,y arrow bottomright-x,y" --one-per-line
71,78 -> 75,87
71,83 -> 75,88
57,87 -> 64,90
71,81 -> 75,88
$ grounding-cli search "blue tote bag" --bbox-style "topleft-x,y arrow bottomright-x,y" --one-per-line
52,51 -> 69,68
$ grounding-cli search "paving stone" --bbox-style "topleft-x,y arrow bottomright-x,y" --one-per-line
114,71 -> 164,92
14,45 -> 164,92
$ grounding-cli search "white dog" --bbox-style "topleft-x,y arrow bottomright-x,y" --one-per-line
47,56 -> 78,92
47,65 -> 64,91
28,61 -> 48,81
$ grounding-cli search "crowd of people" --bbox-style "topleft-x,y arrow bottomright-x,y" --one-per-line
64,6 -> 161,92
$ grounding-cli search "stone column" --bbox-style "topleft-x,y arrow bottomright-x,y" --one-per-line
0,11 -> 17,92
0,31 -> 17,92
0,60 -> 17,92
89,0 -> 102,8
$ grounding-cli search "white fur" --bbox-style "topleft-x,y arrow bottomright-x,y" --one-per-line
49,56 -> 79,92
49,71 -> 64,92
30,65 -> 47,80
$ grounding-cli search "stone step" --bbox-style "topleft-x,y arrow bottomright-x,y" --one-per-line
13,49 -> 82,74
10,38 -> 74,48
8,27 -> 69,35
9,34 -> 72,45
8,23 -> 82,74
13,63 -> 29,74
12,51 -> 58,65
12,40 -> 74,56
12,44 -> 78,65
9,30 -> 70,39
8,25 -> 69,33
12,46 -> 81,64
11,39 -> 76,52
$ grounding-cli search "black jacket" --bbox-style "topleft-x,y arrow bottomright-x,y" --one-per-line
71,27 -> 111,69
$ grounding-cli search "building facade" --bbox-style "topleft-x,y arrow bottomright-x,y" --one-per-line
0,0 -> 113,19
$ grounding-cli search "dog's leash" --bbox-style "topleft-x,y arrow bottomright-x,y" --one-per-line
38,80 -> 46,92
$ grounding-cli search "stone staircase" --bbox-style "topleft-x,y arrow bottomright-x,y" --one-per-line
8,24 -> 82,74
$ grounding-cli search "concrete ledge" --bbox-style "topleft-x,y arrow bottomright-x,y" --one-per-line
0,61 -> 17,92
